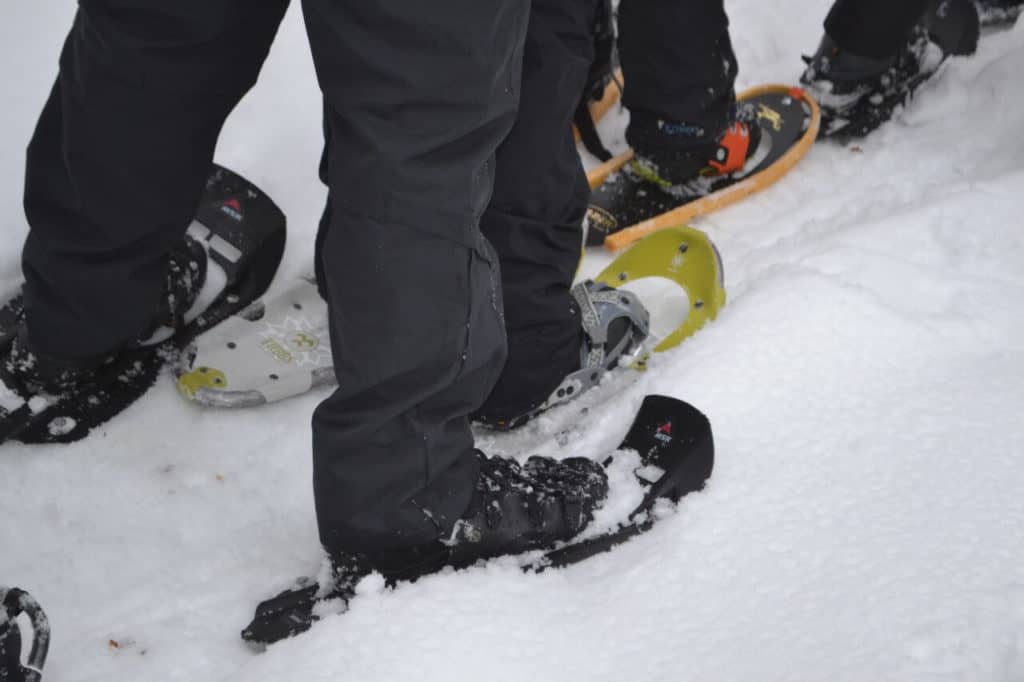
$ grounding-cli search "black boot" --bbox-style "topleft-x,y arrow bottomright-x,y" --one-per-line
801,0 -> 980,138
371,451 -> 609,579
2,235 -> 207,398
242,451 -> 608,646
627,102 -> 763,187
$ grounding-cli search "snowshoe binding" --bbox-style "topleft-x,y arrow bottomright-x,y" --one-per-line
800,0 -> 980,138
474,280 -> 650,430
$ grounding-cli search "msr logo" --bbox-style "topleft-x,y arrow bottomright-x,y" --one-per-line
220,198 -> 243,222
655,421 -> 673,443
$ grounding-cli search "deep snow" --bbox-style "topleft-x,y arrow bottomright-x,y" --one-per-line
2,2 -> 1023,681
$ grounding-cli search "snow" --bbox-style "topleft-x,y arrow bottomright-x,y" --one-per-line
2,2 -> 1024,681
0,380 -> 25,413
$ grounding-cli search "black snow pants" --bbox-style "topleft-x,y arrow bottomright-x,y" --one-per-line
469,0 -> 598,423
823,0 -> 935,58
618,0 -> 739,151
22,0 -> 595,554
22,2 -> 294,359
312,0 -> 598,553
477,0 -> 741,418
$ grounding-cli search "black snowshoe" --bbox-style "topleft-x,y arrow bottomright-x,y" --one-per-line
241,395 -> 714,648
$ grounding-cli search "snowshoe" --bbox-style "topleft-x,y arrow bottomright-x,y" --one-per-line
240,394 -> 714,648
473,279 -> 650,430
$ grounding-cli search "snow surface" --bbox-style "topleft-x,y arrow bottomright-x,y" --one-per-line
2,2 -> 1024,681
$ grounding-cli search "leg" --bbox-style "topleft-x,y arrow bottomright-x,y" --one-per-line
304,0 -> 530,554
474,0 -> 599,423
618,0 -> 738,148
22,0 -> 289,359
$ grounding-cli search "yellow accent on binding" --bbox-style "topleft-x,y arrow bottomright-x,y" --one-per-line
628,159 -> 673,189
757,103 -> 784,131
177,366 -> 228,400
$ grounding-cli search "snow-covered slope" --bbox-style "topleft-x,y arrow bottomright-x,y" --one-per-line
2,3 -> 1023,681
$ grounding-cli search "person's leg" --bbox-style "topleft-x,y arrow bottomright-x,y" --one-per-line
473,0 -> 598,425
22,0 -> 290,359
618,0 -> 738,152
613,0 -> 757,184
304,0 -> 530,555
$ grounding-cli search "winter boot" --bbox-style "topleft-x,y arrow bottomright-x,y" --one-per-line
800,0 -> 980,138
368,451 -> 609,580
241,451 -> 608,646
1,235 -> 207,399
627,102 -> 762,189
474,279 -> 650,430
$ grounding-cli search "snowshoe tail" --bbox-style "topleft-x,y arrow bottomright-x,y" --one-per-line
614,394 -> 715,511
242,556 -> 371,649
537,395 -> 713,570
240,581 -> 321,649
186,164 -> 287,334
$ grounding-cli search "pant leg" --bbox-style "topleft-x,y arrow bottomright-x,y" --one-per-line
618,0 -> 738,148
824,0 -> 934,58
22,0 -> 289,359
474,0 -> 598,422
304,0 -> 530,555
